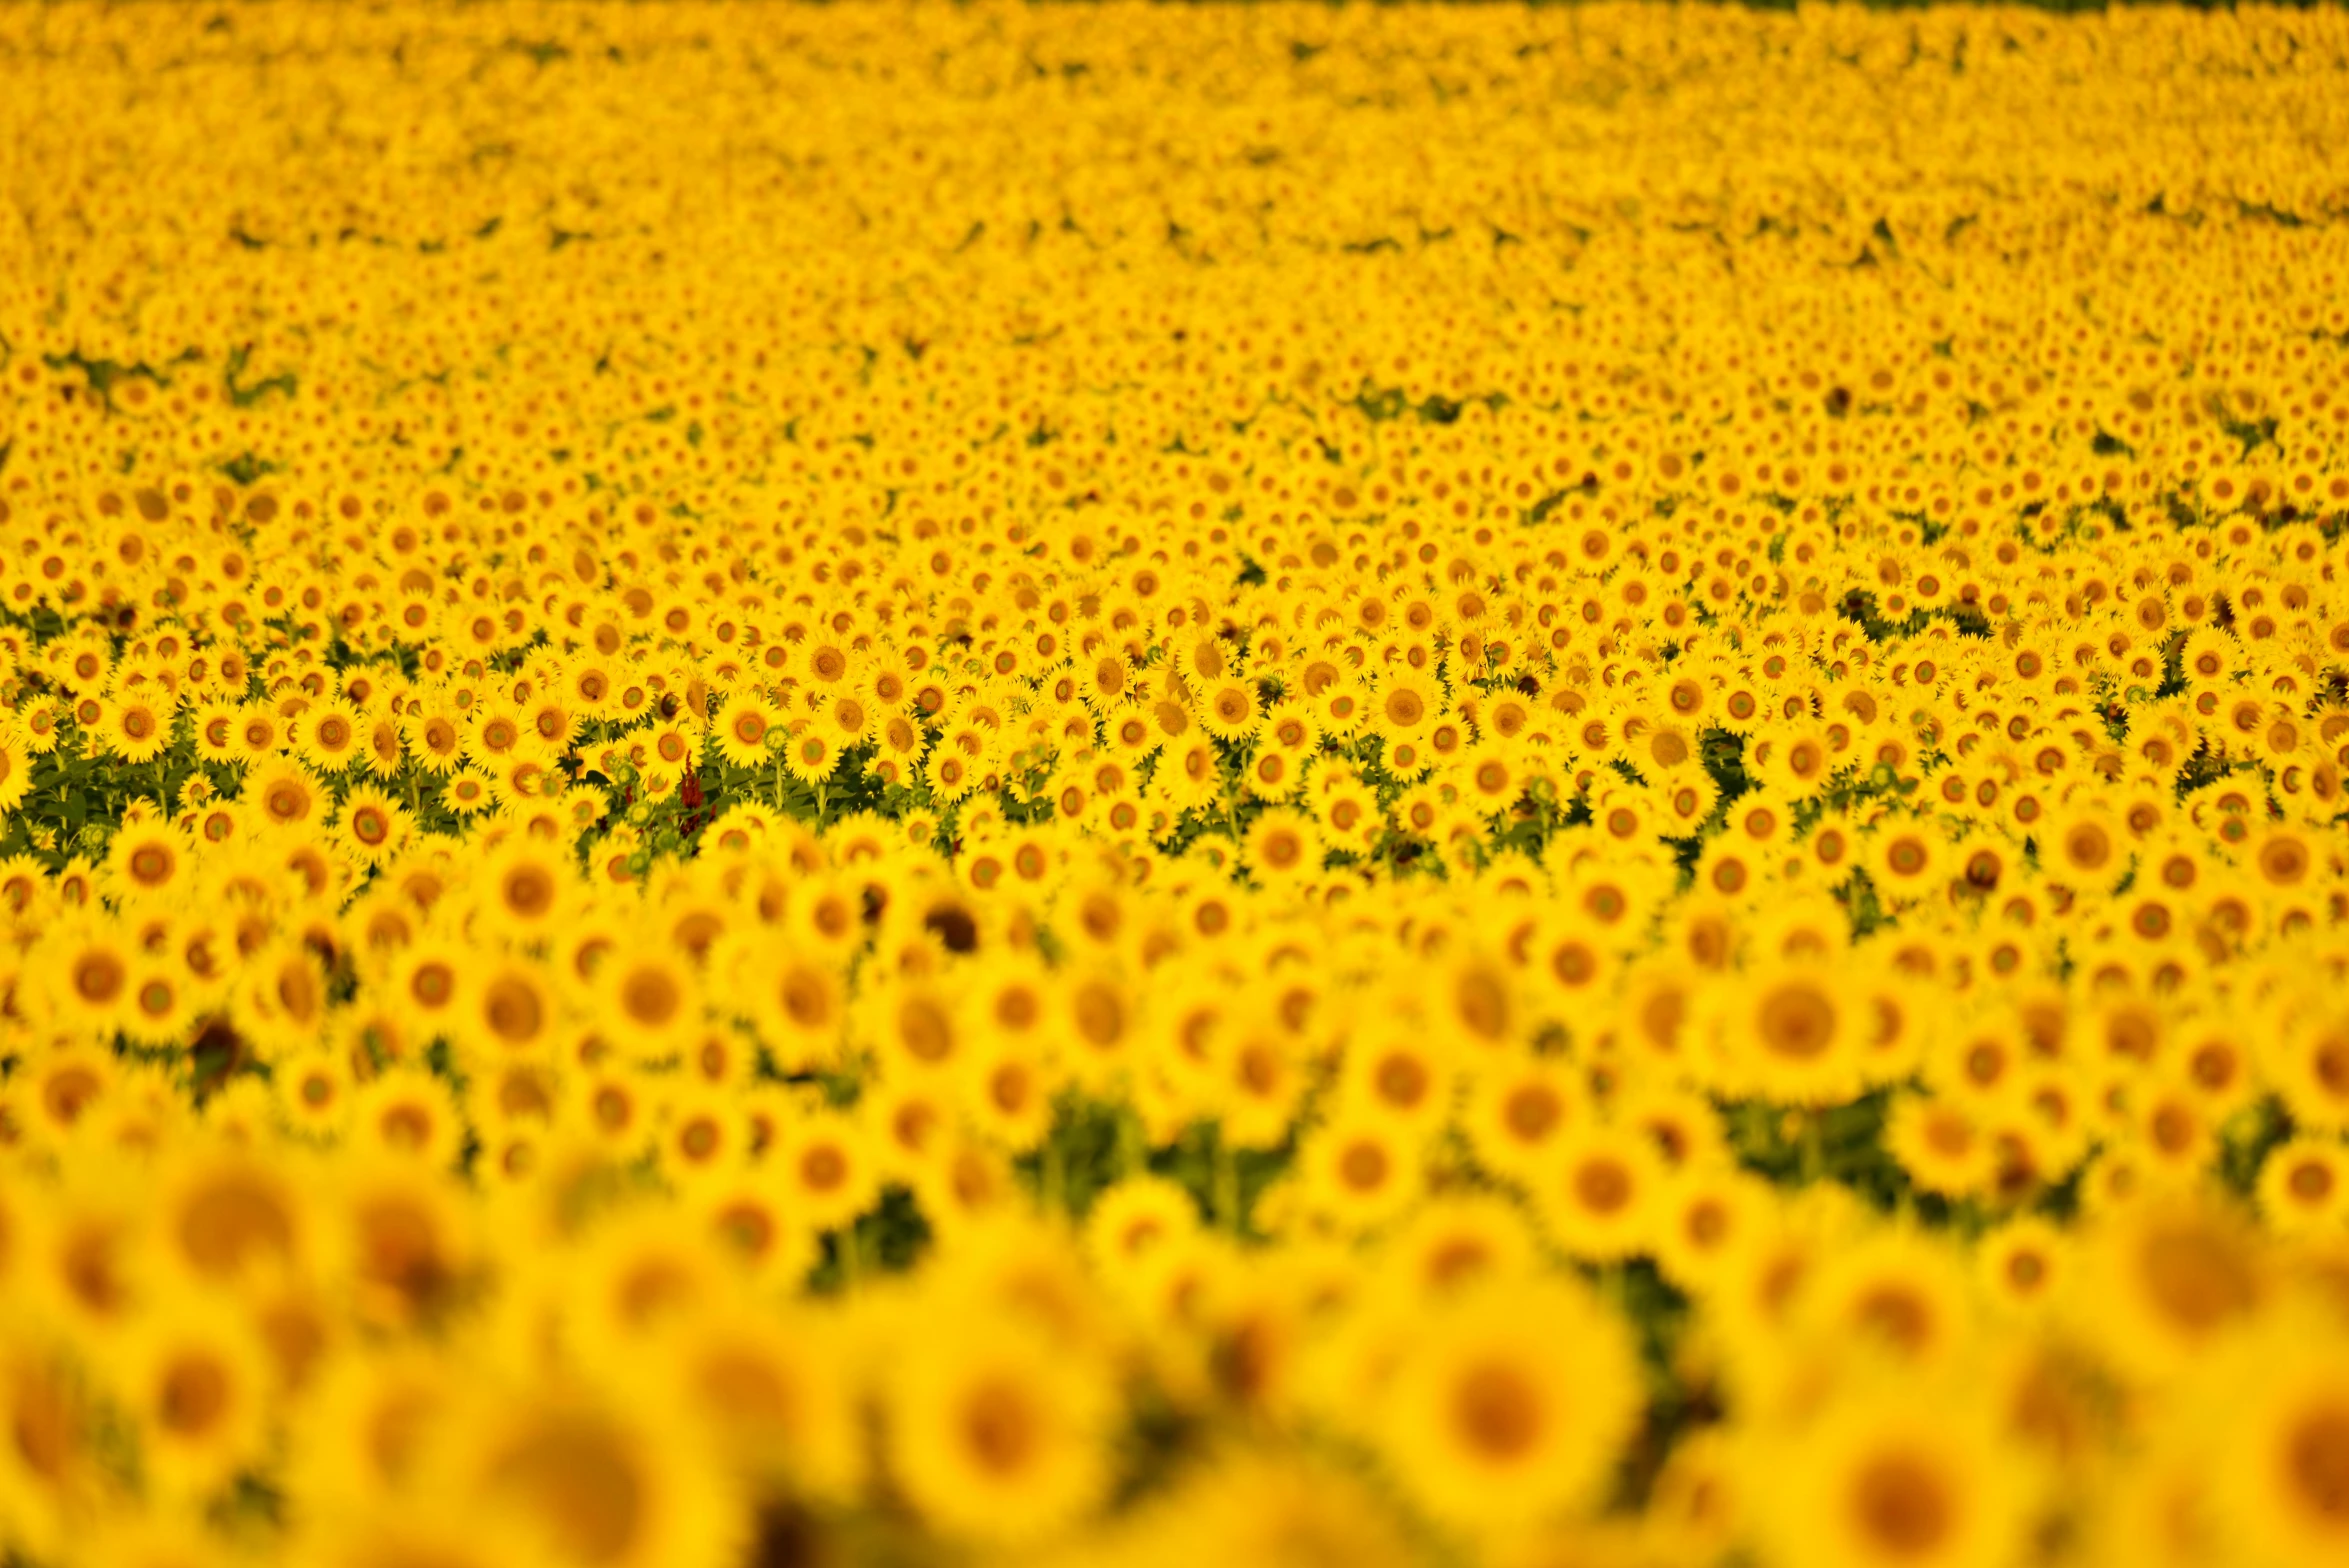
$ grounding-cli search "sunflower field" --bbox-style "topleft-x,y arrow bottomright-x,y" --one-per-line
2,2 -> 2348,1565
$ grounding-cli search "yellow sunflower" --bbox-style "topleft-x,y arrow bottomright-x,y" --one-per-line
885,1316 -> 1113,1546
1377,1273 -> 1643,1535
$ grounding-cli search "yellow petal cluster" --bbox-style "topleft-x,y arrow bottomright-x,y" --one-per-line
2,4 -> 2348,1567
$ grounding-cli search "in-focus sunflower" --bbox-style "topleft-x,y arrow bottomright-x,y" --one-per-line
93,692 -> 175,765
294,697 -> 366,772
713,692 -> 783,769
333,784 -> 412,871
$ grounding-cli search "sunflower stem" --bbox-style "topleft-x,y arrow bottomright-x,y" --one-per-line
1042,1130 -> 1067,1218
1801,1108 -> 1826,1185
1600,1260 -> 1634,1325
1215,1134 -> 1241,1236
1116,1104 -> 1146,1180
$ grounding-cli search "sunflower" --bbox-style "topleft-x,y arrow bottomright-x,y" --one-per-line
0,1331 -> 114,1563
2267,1006 -> 2349,1135
521,693 -> 579,757
2041,797 -> 2127,891
885,1317 -> 1113,1546
103,819 -> 185,903
1442,947 -> 1520,1053
1868,815 -> 1949,903
1116,1448 -> 1420,1568
1341,1026 -> 1454,1130
861,1077 -> 955,1187
119,957 -> 193,1049
188,701 -> 239,766
1159,737 -> 1226,810
333,783 -> 412,871
777,1112 -> 877,1235
1314,765 -> 1382,851
1385,1193 -> 1538,1299
801,639 -> 863,691
388,938 -> 471,1041
1082,1175 -> 1204,1284
963,1036 -> 1055,1153
564,1202 -> 740,1361
0,733 -> 30,814
1655,1166 -> 1773,1298
713,692 -> 783,769
597,946 -> 705,1063
1377,1274 -> 1643,1535
233,938 -> 331,1059
1800,1225 -> 1976,1373
452,957 -> 561,1067
1298,1106 -> 1422,1237
688,1165 -> 814,1287
439,1387 -> 745,1568
294,697 -> 366,772
778,724 -> 839,784
351,1067 -> 466,1170
2080,1195 -> 2269,1384
1192,676 -> 1261,744
655,1082 -> 750,1185
1243,806 -> 1322,887
332,1156 -> 477,1333
912,1136 -> 1024,1249
440,766 -> 497,816
462,700 -> 530,771
1750,1384 -> 2034,1568
246,757 -> 323,830
1977,1215 -> 2068,1320
735,946 -> 846,1075
864,976 -> 967,1079
1463,1055 -> 1583,1184
1372,665 -> 1442,740
1210,1018 -> 1309,1151
1709,959 -> 1868,1106
279,1048 -> 356,1139
660,1302 -> 864,1500
33,915 -> 137,1038
279,1333 -> 462,1502
124,1298 -> 273,1500
17,1043 -> 117,1152
2257,1137 -> 2349,1239
149,1139 -> 312,1293
471,839 -> 569,944
2207,1327 -> 2349,1568
92,692 -> 175,765
814,687 -> 877,750
1535,1123 -> 1666,1264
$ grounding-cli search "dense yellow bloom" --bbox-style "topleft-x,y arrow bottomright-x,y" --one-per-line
885,1316 -> 1114,1545
1377,1274 -> 1644,1535
1,3 -> 2348,1564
